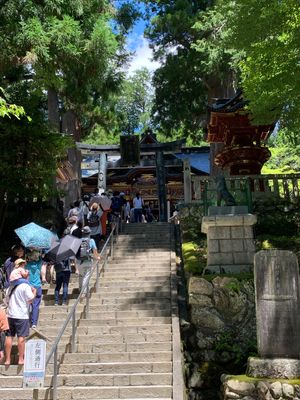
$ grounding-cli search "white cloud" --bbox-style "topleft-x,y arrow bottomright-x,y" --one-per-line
127,36 -> 161,76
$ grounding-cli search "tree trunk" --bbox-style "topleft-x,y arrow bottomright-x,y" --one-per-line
47,88 -> 60,130
62,110 -> 82,202
205,72 -> 236,177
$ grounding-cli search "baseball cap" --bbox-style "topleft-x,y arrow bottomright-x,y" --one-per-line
15,258 -> 26,267
82,226 -> 91,234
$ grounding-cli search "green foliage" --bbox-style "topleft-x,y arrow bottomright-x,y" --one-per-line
138,0 -> 212,141
0,83 -> 70,201
215,330 -> 257,366
0,88 -> 29,120
0,0 -> 139,141
262,146 -> 300,174
193,0 -> 300,130
255,212 -> 299,237
182,238 -> 207,275
115,68 -> 154,135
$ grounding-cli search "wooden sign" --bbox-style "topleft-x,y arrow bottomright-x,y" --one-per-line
120,135 -> 140,166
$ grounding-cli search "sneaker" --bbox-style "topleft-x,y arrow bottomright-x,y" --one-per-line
31,325 -> 37,329
54,302 -> 59,306
62,302 -> 67,306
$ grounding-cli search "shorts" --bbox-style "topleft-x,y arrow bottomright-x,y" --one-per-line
7,318 -> 30,337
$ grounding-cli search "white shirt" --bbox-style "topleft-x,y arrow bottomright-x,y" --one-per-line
7,283 -> 34,319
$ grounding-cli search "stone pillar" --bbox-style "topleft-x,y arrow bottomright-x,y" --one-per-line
97,152 -> 107,193
254,250 -> 300,359
156,150 -> 167,222
201,206 -> 257,274
183,159 -> 192,203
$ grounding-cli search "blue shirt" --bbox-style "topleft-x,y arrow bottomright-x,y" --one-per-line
26,259 -> 43,288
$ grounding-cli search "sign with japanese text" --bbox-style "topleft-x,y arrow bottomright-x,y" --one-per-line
23,339 -> 46,388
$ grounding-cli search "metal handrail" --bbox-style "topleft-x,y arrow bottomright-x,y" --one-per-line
43,221 -> 119,400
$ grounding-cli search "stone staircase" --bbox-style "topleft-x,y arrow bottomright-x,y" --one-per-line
0,222 -> 184,400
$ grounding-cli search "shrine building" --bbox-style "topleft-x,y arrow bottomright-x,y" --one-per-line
207,90 -> 274,175
77,131 -> 210,221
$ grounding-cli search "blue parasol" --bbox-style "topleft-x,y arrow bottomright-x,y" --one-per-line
15,222 -> 56,249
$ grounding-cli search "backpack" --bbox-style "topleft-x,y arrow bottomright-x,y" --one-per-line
54,259 -> 70,273
88,211 -> 99,227
111,196 -> 122,213
79,238 -> 91,260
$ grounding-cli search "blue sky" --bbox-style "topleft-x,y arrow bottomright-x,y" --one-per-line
115,1 -> 160,75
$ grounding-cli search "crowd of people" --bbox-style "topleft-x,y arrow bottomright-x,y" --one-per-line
0,188 -> 157,366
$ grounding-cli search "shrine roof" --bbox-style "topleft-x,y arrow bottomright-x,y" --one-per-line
81,148 -> 210,178
174,151 -> 210,175
208,90 -> 248,113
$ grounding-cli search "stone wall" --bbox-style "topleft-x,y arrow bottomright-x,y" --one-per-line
222,375 -> 300,400
184,276 -> 256,400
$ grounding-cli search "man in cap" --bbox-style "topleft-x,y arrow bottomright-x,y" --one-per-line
77,226 -> 100,294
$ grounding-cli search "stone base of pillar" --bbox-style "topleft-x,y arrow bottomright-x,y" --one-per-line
203,264 -> 252,275
247,357 -> 300,379
201,207 -> 257,274
221,373 -> 300,400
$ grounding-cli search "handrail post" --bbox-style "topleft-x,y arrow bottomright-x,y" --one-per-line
71,310 -> 76,353
96,260 -> 100,293
53,348 -> 58,400
85,280 -> 90,319
110,231 -> 114,258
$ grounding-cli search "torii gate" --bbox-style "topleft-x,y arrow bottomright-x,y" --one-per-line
76,139 -> 185,222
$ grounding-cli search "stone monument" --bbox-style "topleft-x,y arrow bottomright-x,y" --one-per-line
247,249 -> 300,379
221,250 -> 300,400
201,205 -> 257,274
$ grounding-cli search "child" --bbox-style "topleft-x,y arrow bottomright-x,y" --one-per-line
9,258 -> 29,287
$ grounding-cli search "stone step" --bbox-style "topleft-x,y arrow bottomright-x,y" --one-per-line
114,246 -> 170,257
70,333 -> 173,345
0,385 -> 172,399
97,297 -> 171,305
82,303 -> 171,312
0,362 -> 171,376
38,309 -> 171,322
78,316 -> 171,326
59,361 -> 172,374
38,324 -> 172,336
106,264 -> 171,270
97,286 -> 170,294
87,291 -> 171,300
101,276 -> 170,282
99,281 -> 170,288
111,254 -> 170,260
41,304 -> 171,315
104,271 -> 170,276
75,341 -> 172,353
62,351 -> 172,364
113,245 -> 170,250
101,274 -> 170,282
0,373 -> 172,388
38,316 -> 171,329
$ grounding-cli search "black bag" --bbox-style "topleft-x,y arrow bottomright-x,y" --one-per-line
88,211 -> 99,227
111,196 -> 122,213
54,259 -> 70,273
